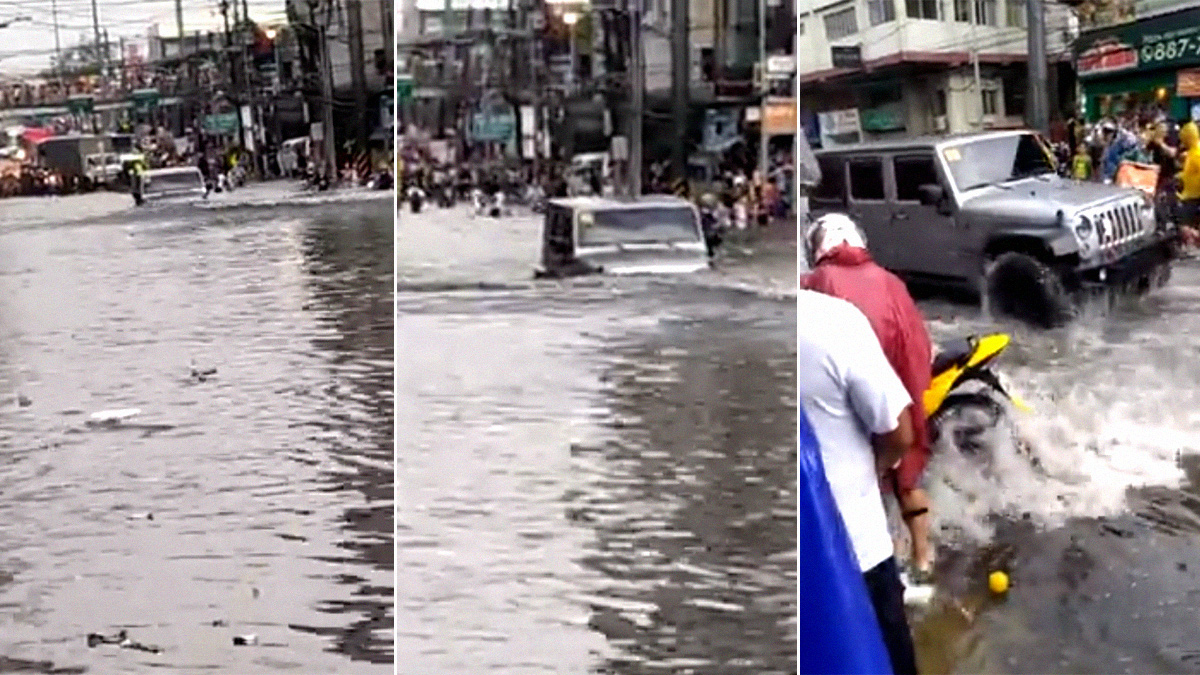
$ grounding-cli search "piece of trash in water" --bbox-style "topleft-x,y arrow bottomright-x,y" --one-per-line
190,361 -> 218,382
87,629 -> 161,653
15,394 -> 30,407
127,512 -> 153,521
233,634 -> 258,646
87,408 -> 142,425
211,619 -> 227,627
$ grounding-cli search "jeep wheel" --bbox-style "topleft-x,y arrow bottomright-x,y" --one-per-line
984,252 -> 1073,328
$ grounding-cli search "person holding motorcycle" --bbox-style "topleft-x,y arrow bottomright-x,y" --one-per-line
802,213 -> 936,581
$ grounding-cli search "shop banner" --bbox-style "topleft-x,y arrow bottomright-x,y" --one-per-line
1179,68 -> 1200,97
1075,5 -> 1200,79
762,98 -> 796,136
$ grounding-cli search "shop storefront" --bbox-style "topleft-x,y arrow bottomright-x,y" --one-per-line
1075,5 -> 1200,122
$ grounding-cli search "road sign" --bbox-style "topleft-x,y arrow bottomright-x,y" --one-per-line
397,75 -> 413,102
202,112 -> 239,134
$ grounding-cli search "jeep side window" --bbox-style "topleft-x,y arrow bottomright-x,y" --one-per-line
812,156 -> 845,206
894,155 -> 940,202
848,158 -> 885,201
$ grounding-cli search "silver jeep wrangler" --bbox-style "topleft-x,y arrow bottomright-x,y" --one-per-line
809,130 -> 1178,326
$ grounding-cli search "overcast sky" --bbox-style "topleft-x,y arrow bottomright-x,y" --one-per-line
0,0 -> 290,75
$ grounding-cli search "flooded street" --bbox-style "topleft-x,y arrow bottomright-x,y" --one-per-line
892,261 -> 1200,674
0,188 -> 393,673
398,206 -> 796,673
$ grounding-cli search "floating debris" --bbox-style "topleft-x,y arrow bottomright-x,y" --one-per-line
86,409 -> 142,426
232,634 -> 258,646
86,629 -> 161,653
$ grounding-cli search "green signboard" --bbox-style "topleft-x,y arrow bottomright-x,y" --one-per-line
67,95 -> 94,115
1075,5 -> 1200,79
859,106 -> 905,132
129,88 -> 160,112
397,75 -> 413,102
470,111 -> 516,142
203,112 -> 239,134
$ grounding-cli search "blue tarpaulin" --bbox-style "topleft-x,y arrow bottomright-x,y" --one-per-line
799,406 -> 894,675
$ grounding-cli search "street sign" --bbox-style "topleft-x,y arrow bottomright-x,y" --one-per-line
67,95 -> 94,115
202,113 -> 238,134
129,88 -> 160,112
471,111 -> 516,142
397,75 -> 413,102
766,55 -> 795,75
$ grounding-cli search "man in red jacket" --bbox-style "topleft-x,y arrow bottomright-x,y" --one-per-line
803,213 -> 936,578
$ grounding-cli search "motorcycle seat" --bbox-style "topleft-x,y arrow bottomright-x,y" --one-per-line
932,336 -> 975,376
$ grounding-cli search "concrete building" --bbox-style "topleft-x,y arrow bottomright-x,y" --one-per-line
798,0 -> 1076,147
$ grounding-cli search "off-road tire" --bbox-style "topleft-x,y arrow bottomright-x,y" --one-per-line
984,251 -> 1073,328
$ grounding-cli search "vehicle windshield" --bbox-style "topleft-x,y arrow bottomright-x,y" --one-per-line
578,206 -> 701,246
942,133 -> 1057,191
146,171 -> 203,193
109,136 -> 134,153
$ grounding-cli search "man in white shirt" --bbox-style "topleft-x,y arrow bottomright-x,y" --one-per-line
798,289 -> 919,675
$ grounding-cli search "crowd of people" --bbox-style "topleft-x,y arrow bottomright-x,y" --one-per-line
1050,109 -> 1200,246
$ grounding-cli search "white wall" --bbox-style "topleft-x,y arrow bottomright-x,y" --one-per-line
798,0 -> 1075,75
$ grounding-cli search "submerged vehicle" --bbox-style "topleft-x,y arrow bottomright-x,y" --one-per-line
135,167 -> 207,205
534,196 -> 710,278
925,333 -> 1028,458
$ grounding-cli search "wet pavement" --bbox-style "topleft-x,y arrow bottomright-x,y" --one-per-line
398,205 -> 796,673
891,260 -> 1200,674
0,188 -> 393,672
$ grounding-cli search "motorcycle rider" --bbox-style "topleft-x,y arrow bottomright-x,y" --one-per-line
802,213 -> 936,581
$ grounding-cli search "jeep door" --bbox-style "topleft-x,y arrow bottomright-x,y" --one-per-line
845,156 -> 901,269
889,153 -> 963,278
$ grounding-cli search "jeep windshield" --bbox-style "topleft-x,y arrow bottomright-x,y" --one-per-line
942,134 -> 1056,192
578,206 -> 701,246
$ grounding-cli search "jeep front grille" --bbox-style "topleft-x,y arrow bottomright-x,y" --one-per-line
1090,200 -> 1148,249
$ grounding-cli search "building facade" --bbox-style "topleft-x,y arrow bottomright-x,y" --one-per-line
799,0 -> 1075,147
1073,2 -> 1200,123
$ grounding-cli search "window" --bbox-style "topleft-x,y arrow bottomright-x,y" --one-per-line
953,0 -> 970,21
868,0 -> 895,25
974,0 -> 996,24
934,89 -> 948,117
849,159 -> 885,200
813,156 -> 846,204
1003,71 -> 1026,116
1006,0 -> 1025,26
906,0 -> 939,20
894,155 -> 940,201
982,88 -> 999,116
824,6 -> 858,39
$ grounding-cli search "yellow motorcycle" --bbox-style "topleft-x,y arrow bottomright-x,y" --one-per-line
925,334 -> 1030,457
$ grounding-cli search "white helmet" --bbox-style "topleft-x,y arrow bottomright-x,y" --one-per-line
805,213 -> 867,267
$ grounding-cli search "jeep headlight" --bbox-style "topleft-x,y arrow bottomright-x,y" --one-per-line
1068,212 -> 1098,255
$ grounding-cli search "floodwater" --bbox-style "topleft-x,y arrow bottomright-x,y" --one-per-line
0,188 -> 393,673
898,261 -> 1200,674
397,206 -> 797,673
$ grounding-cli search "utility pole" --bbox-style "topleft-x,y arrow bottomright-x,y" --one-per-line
669,0 -> 688,183
531,0 -> 544,182
757,0 -> 767,183
175,0 -> 184,40
971,0 -> 983,128
347,0 -> 369,150
630,0 -> 644,197
51,0 -> 62,85
1026,0 -> 1049,134
90,0 -> 103,80
319,1 -> 338,180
